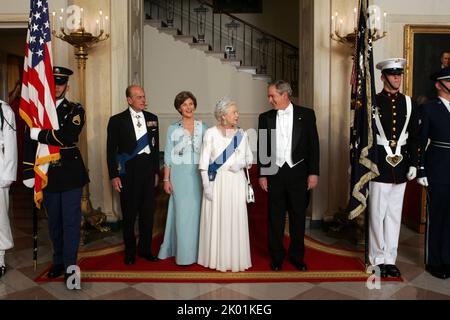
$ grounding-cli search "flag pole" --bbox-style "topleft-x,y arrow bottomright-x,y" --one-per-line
365,207 -> 369,267
32,201 -> 38,271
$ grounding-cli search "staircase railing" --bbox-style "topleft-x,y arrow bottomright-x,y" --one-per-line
144,0 -> 299,96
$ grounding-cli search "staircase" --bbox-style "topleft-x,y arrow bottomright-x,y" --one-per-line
144,0 -> 298,93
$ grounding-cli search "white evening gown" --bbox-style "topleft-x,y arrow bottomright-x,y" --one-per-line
197,126 -> 253,272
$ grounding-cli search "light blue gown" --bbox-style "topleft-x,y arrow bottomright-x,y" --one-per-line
158,120 -> 208,265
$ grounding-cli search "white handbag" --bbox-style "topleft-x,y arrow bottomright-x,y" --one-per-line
245,167 -> 255,203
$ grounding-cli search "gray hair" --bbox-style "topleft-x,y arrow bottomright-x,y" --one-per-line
269,80 -> 292,97
214,96 -> 236,122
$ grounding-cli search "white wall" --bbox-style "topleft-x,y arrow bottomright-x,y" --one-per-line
144,24 -> 270,149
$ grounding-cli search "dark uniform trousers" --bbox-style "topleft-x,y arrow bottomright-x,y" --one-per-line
427,184 -> 450,267
120,153 -> 156,258
44,188 -> 82,267
267,163 -> 308,265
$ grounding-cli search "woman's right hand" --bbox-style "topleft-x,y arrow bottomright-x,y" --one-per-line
164,181 -> 173,194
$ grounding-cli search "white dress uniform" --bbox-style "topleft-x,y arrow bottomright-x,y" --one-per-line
0,100 -> 17,274
368,59 -> 419,276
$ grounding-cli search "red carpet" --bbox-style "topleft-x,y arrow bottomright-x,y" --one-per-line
35,168 -> 401,283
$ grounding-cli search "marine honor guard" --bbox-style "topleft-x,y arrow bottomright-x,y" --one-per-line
0,100 -> 17,278
369,58 -> 419,278
417,67 -> 450,279
28,66 -> 89,288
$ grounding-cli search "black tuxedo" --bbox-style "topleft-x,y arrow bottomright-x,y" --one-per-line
107,108 -> 160,258
257,104 -> 320,265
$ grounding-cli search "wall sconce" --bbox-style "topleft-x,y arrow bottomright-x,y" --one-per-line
330,5 -> 387,47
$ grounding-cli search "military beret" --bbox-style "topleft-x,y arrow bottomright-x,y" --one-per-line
430,67 -> 450,81
376,58 -> 406,75
53,66 -> 73,85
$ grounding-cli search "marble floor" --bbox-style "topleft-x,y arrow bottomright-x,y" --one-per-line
1,186 -> 450,301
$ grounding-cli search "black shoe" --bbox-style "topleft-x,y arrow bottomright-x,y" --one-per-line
47,264 -> 65,278
138,253 -> 159,262
375,264 -> 388,278
385,264 -> 401,277
124,255 -> 136,265
0,265 -> 6,278
426,265 -> 449,279
270,261 -> 282,271
289,259 -> 307,271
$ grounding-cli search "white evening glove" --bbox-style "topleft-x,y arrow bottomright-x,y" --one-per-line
417,177 -> 429,187
30,128 -> 41,141
407,167 -> 417,181
200,170 -> 213,201
23,178 -> 35,188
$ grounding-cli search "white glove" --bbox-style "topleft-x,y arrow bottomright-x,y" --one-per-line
200,170 -> 213,201
229,162 -> 245,173
417,177 -> 429,187
23,178 -> 35,188
30,128 -> 41,141
0,180 -> 13,188
407,167 -> 417,181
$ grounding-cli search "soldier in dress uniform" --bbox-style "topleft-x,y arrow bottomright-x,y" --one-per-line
417,67 -> 450,279
28,66 -> 89,288
369,58 -> 419,278
0,100 -> 17,278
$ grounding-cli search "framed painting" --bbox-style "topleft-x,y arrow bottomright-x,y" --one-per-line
404,25 -> 450,103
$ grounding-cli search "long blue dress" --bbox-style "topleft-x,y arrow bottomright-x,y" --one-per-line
158,120 -> 208,265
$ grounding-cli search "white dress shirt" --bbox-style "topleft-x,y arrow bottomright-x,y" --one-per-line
439,96 -> 450,113
275,103 -> 294,168
56,98 -> 63,108
129,107 -> 150,155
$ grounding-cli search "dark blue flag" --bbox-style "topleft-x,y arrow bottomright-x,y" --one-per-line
348,0 -> 379,220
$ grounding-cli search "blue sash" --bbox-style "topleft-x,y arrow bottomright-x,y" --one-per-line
116,134 -> 149,175
208,130 -> 243,181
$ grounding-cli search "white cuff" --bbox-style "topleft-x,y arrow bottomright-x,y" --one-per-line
30,128 -> 41,141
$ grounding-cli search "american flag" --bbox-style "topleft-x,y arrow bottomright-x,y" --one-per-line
347,0 -> 379,220
19,0 -> 60,208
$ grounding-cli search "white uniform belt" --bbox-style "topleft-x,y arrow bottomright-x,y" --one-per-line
431,140 -> 450,149
376,133 -> 408,147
